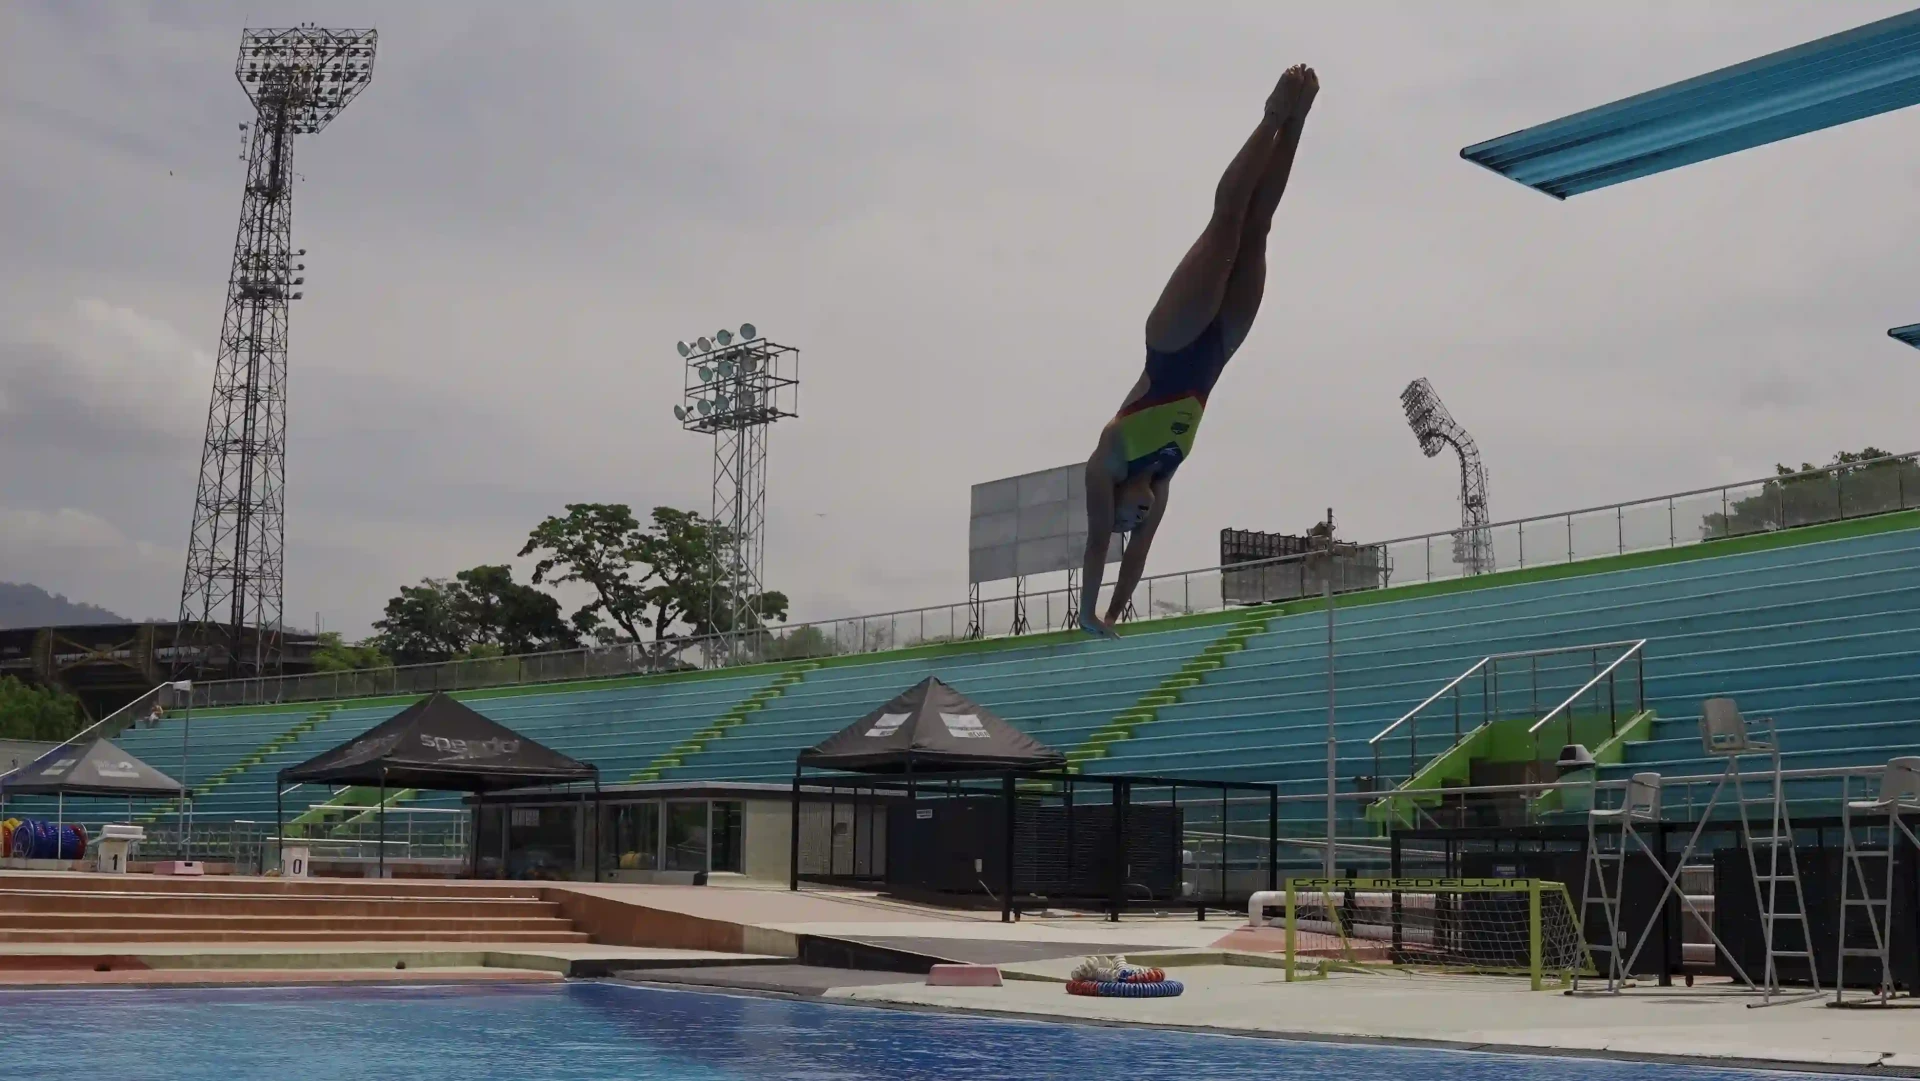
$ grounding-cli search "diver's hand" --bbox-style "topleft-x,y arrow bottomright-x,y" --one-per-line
1080,613 -> 1119,639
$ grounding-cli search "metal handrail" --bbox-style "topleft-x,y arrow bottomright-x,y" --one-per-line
1367,639 -> 1649,748
1526,639 -> 1648,748
1369,659 -> 1490,749
1367,640 -> 1650,788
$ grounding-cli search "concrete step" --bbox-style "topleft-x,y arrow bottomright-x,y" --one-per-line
0,874 -> 540,900
0,891 -> 560,919
0,913 -> 580,933
0,928 -> 592,944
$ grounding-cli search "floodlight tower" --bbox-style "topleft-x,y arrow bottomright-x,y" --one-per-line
1399,378 -> 1493,575
673,326 -> 800,664
177,26 -> 377,678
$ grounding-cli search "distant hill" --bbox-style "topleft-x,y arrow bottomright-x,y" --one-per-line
0,582 -> 127,629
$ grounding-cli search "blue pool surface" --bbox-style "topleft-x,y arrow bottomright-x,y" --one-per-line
3,982 -> 1850,1080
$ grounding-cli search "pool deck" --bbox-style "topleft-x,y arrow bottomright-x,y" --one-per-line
824,964 -> 1920,1076
580,887 -> 1920,1076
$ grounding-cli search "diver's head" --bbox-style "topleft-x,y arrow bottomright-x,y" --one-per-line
1114,473 -> 1156,533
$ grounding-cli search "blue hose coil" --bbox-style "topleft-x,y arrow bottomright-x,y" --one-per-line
11,819 -> 85,860
1079,979 -> 1184,998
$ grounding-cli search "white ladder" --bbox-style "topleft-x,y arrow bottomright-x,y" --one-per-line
1578,772 -> 1663,992
1833,757 -> 1920,1007
1707,701 -> 1820,1006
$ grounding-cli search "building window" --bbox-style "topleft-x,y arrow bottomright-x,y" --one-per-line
506,804 -> 580,880
711,801 -> 743,874
604,802 -> 660,873
663,800 -> 709,872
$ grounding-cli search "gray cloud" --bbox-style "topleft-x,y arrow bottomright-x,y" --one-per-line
4,0 -> 1918,638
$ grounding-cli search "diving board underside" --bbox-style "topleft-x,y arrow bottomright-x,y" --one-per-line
1892,323 -> 1920,349
1462,8 -> 1920,199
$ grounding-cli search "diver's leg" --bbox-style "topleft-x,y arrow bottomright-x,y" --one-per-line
1219,67 -> 1316,353
1143,66 -> 1313,353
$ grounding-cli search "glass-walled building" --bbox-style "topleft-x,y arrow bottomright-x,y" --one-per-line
471,782 -> 798,883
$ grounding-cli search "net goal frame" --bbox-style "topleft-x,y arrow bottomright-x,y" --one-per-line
1281,876 -> 1595,991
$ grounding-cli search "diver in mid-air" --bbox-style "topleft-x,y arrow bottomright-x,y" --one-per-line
1080,64 -> 1319,637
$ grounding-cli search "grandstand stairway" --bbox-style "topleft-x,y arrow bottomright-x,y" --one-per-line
628,661 -> 819,782
137,702 -> 345,826
1066,614 -> 1272,770
0,873 -> 589,945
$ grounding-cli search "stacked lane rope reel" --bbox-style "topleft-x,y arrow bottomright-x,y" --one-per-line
1065,955 -> 1183,998
1,818 -> 88,861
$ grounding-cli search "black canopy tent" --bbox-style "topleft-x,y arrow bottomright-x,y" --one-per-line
790,677 -> 1279,920
795,676 -> 1067,774
0,738 -> 185,851
277,692 -> 598,877
790,676 -> 1068,907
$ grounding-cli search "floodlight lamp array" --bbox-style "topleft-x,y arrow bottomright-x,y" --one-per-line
671,324 -> 793,430
234,28 -> 378,132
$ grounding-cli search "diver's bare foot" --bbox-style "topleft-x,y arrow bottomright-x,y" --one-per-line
1267,64 -> 1319,122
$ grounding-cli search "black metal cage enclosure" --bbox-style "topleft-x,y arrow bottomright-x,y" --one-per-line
792,768 -> 1278,922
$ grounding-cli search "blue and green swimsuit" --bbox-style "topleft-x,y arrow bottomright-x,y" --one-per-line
1114,320 -> 1232,482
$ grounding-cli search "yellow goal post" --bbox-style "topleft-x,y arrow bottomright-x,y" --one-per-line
1281,876 -> 1595,991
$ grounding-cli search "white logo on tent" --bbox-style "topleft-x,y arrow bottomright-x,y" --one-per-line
97,761 -> 140,779
865,713 -> 909,737
941,713 -> 989,739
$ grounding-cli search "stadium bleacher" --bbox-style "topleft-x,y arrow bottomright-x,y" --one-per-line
42,516 -> 1918,837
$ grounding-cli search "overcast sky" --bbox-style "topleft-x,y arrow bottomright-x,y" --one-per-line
3,2 -> 1918,638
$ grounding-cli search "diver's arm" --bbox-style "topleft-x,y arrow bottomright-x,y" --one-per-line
1102,477 -> 1169,625
1080,456 -> 1117,635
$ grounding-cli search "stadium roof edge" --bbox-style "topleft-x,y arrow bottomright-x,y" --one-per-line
1462,8 -> 1920,198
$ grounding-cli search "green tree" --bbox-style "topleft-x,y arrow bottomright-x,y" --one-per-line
371,565 -> 578,664
0,676 -> 87,742
372,578 -> 470,663
522,504 -> 789,652
520,504 -> 653,643
452,565 -> 577,655
1703,448 -> 1919,539
634,508 -> 789,640
311,632 -> 391,673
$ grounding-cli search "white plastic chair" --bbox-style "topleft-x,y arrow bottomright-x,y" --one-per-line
1701,697 -> 1770,756
1851,756 -> 1920,813
1591,771 -> 1661,823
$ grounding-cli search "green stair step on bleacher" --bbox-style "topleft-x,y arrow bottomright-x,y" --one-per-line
1065,614 -> 1272,769
629,661 -> 820,781
139,702 -> 344,824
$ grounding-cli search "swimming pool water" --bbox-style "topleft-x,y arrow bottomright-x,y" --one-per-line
3,982 -> 1849,1081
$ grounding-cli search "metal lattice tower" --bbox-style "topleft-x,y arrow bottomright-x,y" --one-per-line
674,327 -> 799,663
177,27 -> 377,678
1399,378 -> 1493,575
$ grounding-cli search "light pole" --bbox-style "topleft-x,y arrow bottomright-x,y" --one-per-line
1318,509 -> 1338,878
169,680 -> 194,860
671,325 -> 798,666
